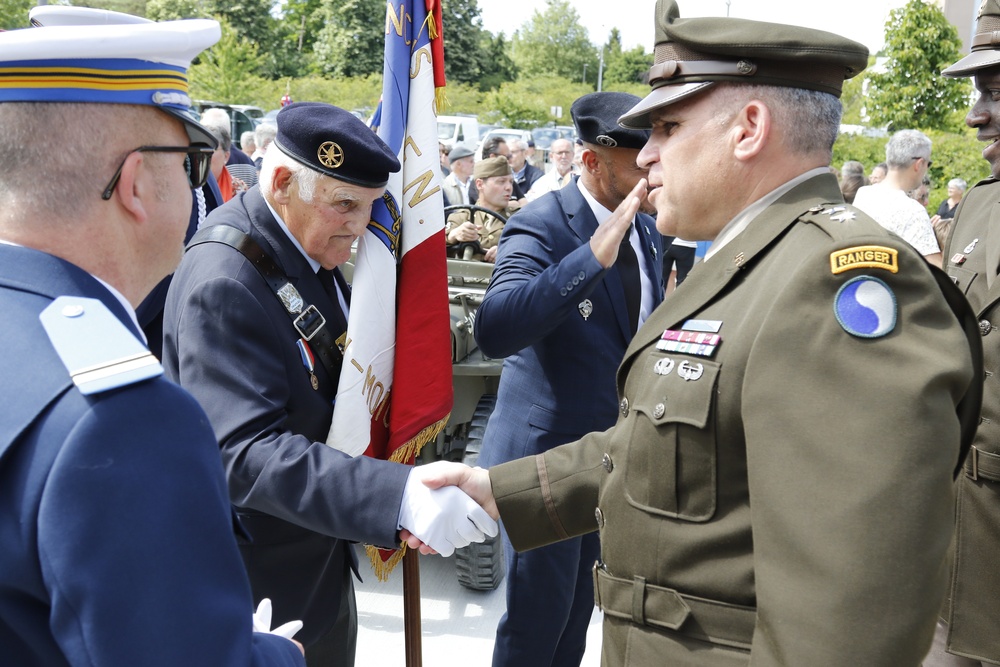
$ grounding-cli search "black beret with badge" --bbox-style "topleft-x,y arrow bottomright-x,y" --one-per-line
943,0 -> 1000,77
571,92 -> 650,150
273,101 -> 400,188
619,0 -> 869,129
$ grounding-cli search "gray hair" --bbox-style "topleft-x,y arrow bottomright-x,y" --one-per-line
240,130 -> 256,151
885,129 -> 931,169
259,148 -> 323,203
509,138 -> 528,152
949,178 -> 967,191
204,124 -> 231,152
255,123 -> 277,149
713,84 -> 842,157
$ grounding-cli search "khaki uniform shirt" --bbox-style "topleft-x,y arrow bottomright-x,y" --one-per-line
445,206 -> 516,260
942,177 -> 1000,663
490,174 -> 982,666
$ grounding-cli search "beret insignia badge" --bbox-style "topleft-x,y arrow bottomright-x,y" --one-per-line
596,135 -> 617,147
318,141 -> 344,168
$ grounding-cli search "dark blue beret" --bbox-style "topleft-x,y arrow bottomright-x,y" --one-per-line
571,92 -> 650,150
273,102 -> 400,188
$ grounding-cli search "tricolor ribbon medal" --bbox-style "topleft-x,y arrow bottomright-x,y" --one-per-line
297,338 -> 319,390
834,276 -> 896,338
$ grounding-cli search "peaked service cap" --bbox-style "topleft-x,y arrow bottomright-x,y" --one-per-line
619,0 -> 869,129
273,102 -> 400,188
0,13 -> 219,146
943,0 -> 1000,77
572,92 -> 650,149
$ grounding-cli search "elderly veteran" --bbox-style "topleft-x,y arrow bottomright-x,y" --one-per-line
162,102 -> 496,667
429,1 -> 984,664
474,91 -> 662,667
927,2 -> 1000,665
445,156 -> 518,262
0,15 -> 308,667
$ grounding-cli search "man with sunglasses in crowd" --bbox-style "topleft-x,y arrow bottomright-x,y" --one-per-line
0,14 -> 307,667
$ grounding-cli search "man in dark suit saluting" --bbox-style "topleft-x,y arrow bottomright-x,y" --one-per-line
474,92 -> 663,667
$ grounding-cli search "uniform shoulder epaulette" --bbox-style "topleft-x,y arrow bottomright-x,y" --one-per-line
798,203 -> 874,241
39,296 -> 162,395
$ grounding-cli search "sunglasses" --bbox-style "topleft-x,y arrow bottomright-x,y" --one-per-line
101,144 -> 216,200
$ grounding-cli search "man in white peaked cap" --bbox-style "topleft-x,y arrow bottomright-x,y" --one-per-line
0,14 -> 307,667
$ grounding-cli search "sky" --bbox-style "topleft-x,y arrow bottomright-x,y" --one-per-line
477,0 -> 915,55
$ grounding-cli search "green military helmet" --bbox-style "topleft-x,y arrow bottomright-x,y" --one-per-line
943,0 -> 1000,77
619,0 -> 869,129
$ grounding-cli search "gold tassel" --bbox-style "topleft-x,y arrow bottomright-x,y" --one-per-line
367,412 -> 452,580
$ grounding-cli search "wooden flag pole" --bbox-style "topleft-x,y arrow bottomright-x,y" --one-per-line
403,548 -> 422,667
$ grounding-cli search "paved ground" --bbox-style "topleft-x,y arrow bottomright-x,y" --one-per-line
354,544 -> 603,666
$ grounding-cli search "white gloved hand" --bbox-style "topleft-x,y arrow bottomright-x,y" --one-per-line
398,466 -> 499,557
252,598 -> 304,640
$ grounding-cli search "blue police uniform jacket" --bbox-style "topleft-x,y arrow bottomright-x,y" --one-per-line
162,185 -> 411,647
0,243 -> 302,667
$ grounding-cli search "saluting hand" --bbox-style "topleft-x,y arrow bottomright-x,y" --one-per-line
589,178 -> 646,269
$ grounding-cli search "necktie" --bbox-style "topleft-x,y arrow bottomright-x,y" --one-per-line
317,269 -> 349,339
617,225 -> 641,336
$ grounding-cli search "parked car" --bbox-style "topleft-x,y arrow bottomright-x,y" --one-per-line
194,101 -> 258,143
437,114 -> 480,152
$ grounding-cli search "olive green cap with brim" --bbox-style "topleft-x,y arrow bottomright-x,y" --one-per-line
619,0 -> 869,129
474,156 -> 513,180
943,0 -> 1000,77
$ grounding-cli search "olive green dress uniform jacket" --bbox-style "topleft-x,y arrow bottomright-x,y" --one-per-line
490,173 -> 983,666
942,177 -> 1000,664
445,206 -> 516,260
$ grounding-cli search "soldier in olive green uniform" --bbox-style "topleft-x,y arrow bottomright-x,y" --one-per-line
430,2 -> 984,664
925,2 -> 1000,665
446,156 -> 517,262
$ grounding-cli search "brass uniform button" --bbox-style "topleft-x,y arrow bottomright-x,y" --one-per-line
620,398 -> 629,417
981,320 -> 993,336
653,402 -> 665,419
602,453 -> 614,473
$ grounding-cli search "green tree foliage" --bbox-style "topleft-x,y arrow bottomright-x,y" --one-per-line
866,0 -> 968,132
146,0 -> 206,21
602,29 -> 652,86
313,0 -> 384,77
282,0 -> 325,55
440,0 -> 486,86
189,18 -> 267,103
510,0 -> 596,82
476,32 -> 518,91
0,0 -> 34,29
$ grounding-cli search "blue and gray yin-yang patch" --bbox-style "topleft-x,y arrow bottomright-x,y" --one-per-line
834,276 -> 897,338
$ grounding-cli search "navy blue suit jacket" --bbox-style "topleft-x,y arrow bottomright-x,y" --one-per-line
162,186 -> 410,646
475,180 -> 663,464
0,244 -> 301,667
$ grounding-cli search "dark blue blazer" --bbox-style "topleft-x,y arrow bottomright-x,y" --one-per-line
514,162 -> 545,192
0,244 -> 301,667
162,186 -> 411,646
475,179 -> 663,464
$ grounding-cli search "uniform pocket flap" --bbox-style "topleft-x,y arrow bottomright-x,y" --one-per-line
636,355 -> 721,429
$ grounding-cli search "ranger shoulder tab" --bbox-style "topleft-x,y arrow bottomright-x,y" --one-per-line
39,296 -> 162,395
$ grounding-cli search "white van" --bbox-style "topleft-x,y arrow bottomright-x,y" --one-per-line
438,114 -> 479,151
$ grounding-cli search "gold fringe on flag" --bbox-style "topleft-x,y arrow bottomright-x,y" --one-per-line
367,411 -> 452,580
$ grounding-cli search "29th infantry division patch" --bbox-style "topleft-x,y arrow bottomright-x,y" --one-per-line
834,276 -> 897,338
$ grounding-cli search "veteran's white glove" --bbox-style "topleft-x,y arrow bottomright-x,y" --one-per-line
398,464 -> 499,557
252,598 -> 303,640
